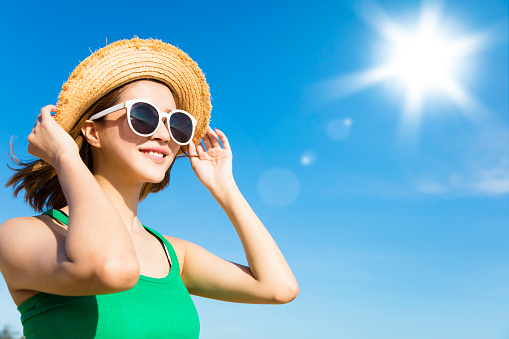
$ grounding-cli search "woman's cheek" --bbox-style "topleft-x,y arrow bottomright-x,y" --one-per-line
120,118 -> 142,142
122,119 -> 132,136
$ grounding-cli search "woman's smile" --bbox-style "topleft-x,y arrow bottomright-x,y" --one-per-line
139,147 -> 169,164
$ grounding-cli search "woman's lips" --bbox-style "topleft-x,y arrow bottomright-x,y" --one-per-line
139,150 -> 166,164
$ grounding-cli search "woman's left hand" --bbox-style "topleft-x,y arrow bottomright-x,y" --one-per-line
188,126 -> 234,192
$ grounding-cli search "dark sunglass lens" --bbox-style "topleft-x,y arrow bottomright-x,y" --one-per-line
169,112 -> 193,144
130,103 -> 159,135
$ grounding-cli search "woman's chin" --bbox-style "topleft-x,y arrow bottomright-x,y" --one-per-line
136,163 -> 171,184
143,174 -> 166,184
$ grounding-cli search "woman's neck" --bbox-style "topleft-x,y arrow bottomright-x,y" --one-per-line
95,173 -> 145,233
59,174 -> 145,234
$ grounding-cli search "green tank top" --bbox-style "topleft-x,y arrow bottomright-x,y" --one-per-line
17,209 -> 200,339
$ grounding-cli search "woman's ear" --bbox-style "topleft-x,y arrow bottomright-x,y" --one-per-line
81,120 -> 102,148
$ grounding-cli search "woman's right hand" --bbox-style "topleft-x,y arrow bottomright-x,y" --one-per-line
27,105 -> 79,168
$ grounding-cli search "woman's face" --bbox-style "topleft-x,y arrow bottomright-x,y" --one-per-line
92,80 -> 179,185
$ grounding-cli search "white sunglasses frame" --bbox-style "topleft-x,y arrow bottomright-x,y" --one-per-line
88,99 -> 197,146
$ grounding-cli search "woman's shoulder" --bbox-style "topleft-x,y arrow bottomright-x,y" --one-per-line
0,215 -> 67,306
0,215 -> 66,264
162,234 -> 193,254
161,235 -> 193,276
0,215 -> 46,236
0,214 -> 66,237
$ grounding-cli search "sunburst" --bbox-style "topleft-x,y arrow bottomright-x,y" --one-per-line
320,2 -> 489,140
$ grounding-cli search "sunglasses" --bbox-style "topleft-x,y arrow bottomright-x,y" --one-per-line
88,99 -> 197,145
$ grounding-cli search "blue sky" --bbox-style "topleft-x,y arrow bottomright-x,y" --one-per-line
0,0 -> 508,338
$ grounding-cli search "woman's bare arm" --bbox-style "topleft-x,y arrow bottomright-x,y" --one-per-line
0,105 -> 139,296
180,126 -> 298,304
176,182 -> 299,304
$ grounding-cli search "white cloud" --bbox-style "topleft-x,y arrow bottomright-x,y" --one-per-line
415,126 -> 509,196
469,158 -> 509,195
415,148 -> 509,196
416,182 -> 451,195
472,178 -> 509,195
417,170 -> 509,196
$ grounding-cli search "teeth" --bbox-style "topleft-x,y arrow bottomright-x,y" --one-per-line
142,151 -> 164,158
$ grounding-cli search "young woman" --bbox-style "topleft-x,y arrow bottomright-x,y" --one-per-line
0,38 -> 298,338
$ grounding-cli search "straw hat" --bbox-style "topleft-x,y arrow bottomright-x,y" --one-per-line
55,37 -> 211,149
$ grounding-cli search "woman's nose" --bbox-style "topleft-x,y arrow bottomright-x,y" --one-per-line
151,118 -> 171,143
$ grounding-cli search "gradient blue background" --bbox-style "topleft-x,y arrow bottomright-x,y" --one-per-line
0,0 -> 508,338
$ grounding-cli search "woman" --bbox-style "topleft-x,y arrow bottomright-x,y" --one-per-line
0,38 -> 298,338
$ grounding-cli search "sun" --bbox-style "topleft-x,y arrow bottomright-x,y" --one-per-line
377,4 -> 483,120
387,23 -> 459,102
321,2 -> 488,140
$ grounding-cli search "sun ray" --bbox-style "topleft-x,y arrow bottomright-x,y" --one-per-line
316,1 -> 492,140
440,77 -> 489,120
312,64 -> 396,103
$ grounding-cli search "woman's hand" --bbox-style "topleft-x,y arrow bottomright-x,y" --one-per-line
188,126 -> 234,193
27,105 -> 79,168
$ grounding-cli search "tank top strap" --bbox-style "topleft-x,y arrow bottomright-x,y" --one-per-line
42,209 -> 69,225
142,225 -> 178,272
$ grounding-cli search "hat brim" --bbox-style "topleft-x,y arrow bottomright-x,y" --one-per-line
55,38 -> 211,154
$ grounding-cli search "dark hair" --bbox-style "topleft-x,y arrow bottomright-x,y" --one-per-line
6,79 -> 186,212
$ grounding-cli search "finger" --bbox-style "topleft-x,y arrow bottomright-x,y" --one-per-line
207,126 -> 221,148
188,141 -> 200,167
202,133 -> 213,150
40,105 -> 57,120
196,141 -> 207,157
37,105 -> 56,126
215,128 -> 231,151
188,140 -> 198,156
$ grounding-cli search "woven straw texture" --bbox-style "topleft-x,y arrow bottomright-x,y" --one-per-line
55,38 -> 211,146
